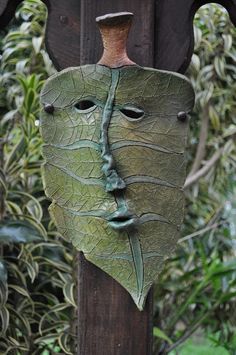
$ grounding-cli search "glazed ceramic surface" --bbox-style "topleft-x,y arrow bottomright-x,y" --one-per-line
40,64 -> 195,309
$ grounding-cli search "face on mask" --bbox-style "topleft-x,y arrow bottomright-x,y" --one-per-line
40,63 -> 194,310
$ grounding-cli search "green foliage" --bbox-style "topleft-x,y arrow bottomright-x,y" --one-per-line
0,220 -> 45,243
170,337 -> 230,355
153,5 -> 236,354
0,1 -> 75,353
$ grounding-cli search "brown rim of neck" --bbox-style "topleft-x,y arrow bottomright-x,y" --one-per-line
96,12 -> 136,68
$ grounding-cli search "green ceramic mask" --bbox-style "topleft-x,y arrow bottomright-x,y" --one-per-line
40,63 -> 194,310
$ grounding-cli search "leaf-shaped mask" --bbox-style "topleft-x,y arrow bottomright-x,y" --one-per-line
40,63 -> 194,310
40,11 -> 195,310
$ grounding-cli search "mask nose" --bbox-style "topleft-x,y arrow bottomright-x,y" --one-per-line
99,63 -> 125,193
101,154 -> 126,193
104,169 -> 126,192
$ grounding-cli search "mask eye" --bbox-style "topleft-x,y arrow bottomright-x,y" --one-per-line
74,100 -> 96,112
120,106 -> 144,121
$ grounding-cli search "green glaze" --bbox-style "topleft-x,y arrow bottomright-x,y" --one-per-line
40,64 -> 195,310
100,69 -> 126,193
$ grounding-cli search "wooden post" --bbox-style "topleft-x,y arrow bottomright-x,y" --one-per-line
76,12 -> 154,354
77,254 -> 153,354
1,1 -> 236,354
78,7 -> 155,354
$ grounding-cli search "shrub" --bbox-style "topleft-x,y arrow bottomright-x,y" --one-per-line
0,1 -> 76,353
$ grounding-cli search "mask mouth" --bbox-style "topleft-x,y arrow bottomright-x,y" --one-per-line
107,212 -> 137,230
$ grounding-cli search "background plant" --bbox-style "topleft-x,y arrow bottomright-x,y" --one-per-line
0,1 -> 76,354
0,2 -> 236,355
153,5 -> 236,354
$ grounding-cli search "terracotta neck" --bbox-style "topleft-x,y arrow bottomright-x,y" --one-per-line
96,12 -> 136,68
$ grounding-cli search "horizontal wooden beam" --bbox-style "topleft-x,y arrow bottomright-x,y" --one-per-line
1,0 -> 236,72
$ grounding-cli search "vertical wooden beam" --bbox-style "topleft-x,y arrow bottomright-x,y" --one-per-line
78,254 -> 153,355
77,2 -> 155,354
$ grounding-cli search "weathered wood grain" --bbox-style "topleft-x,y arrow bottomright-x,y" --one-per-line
78,253 -> 153,355
75,5 -> 154,350
42,0 -> 81,70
